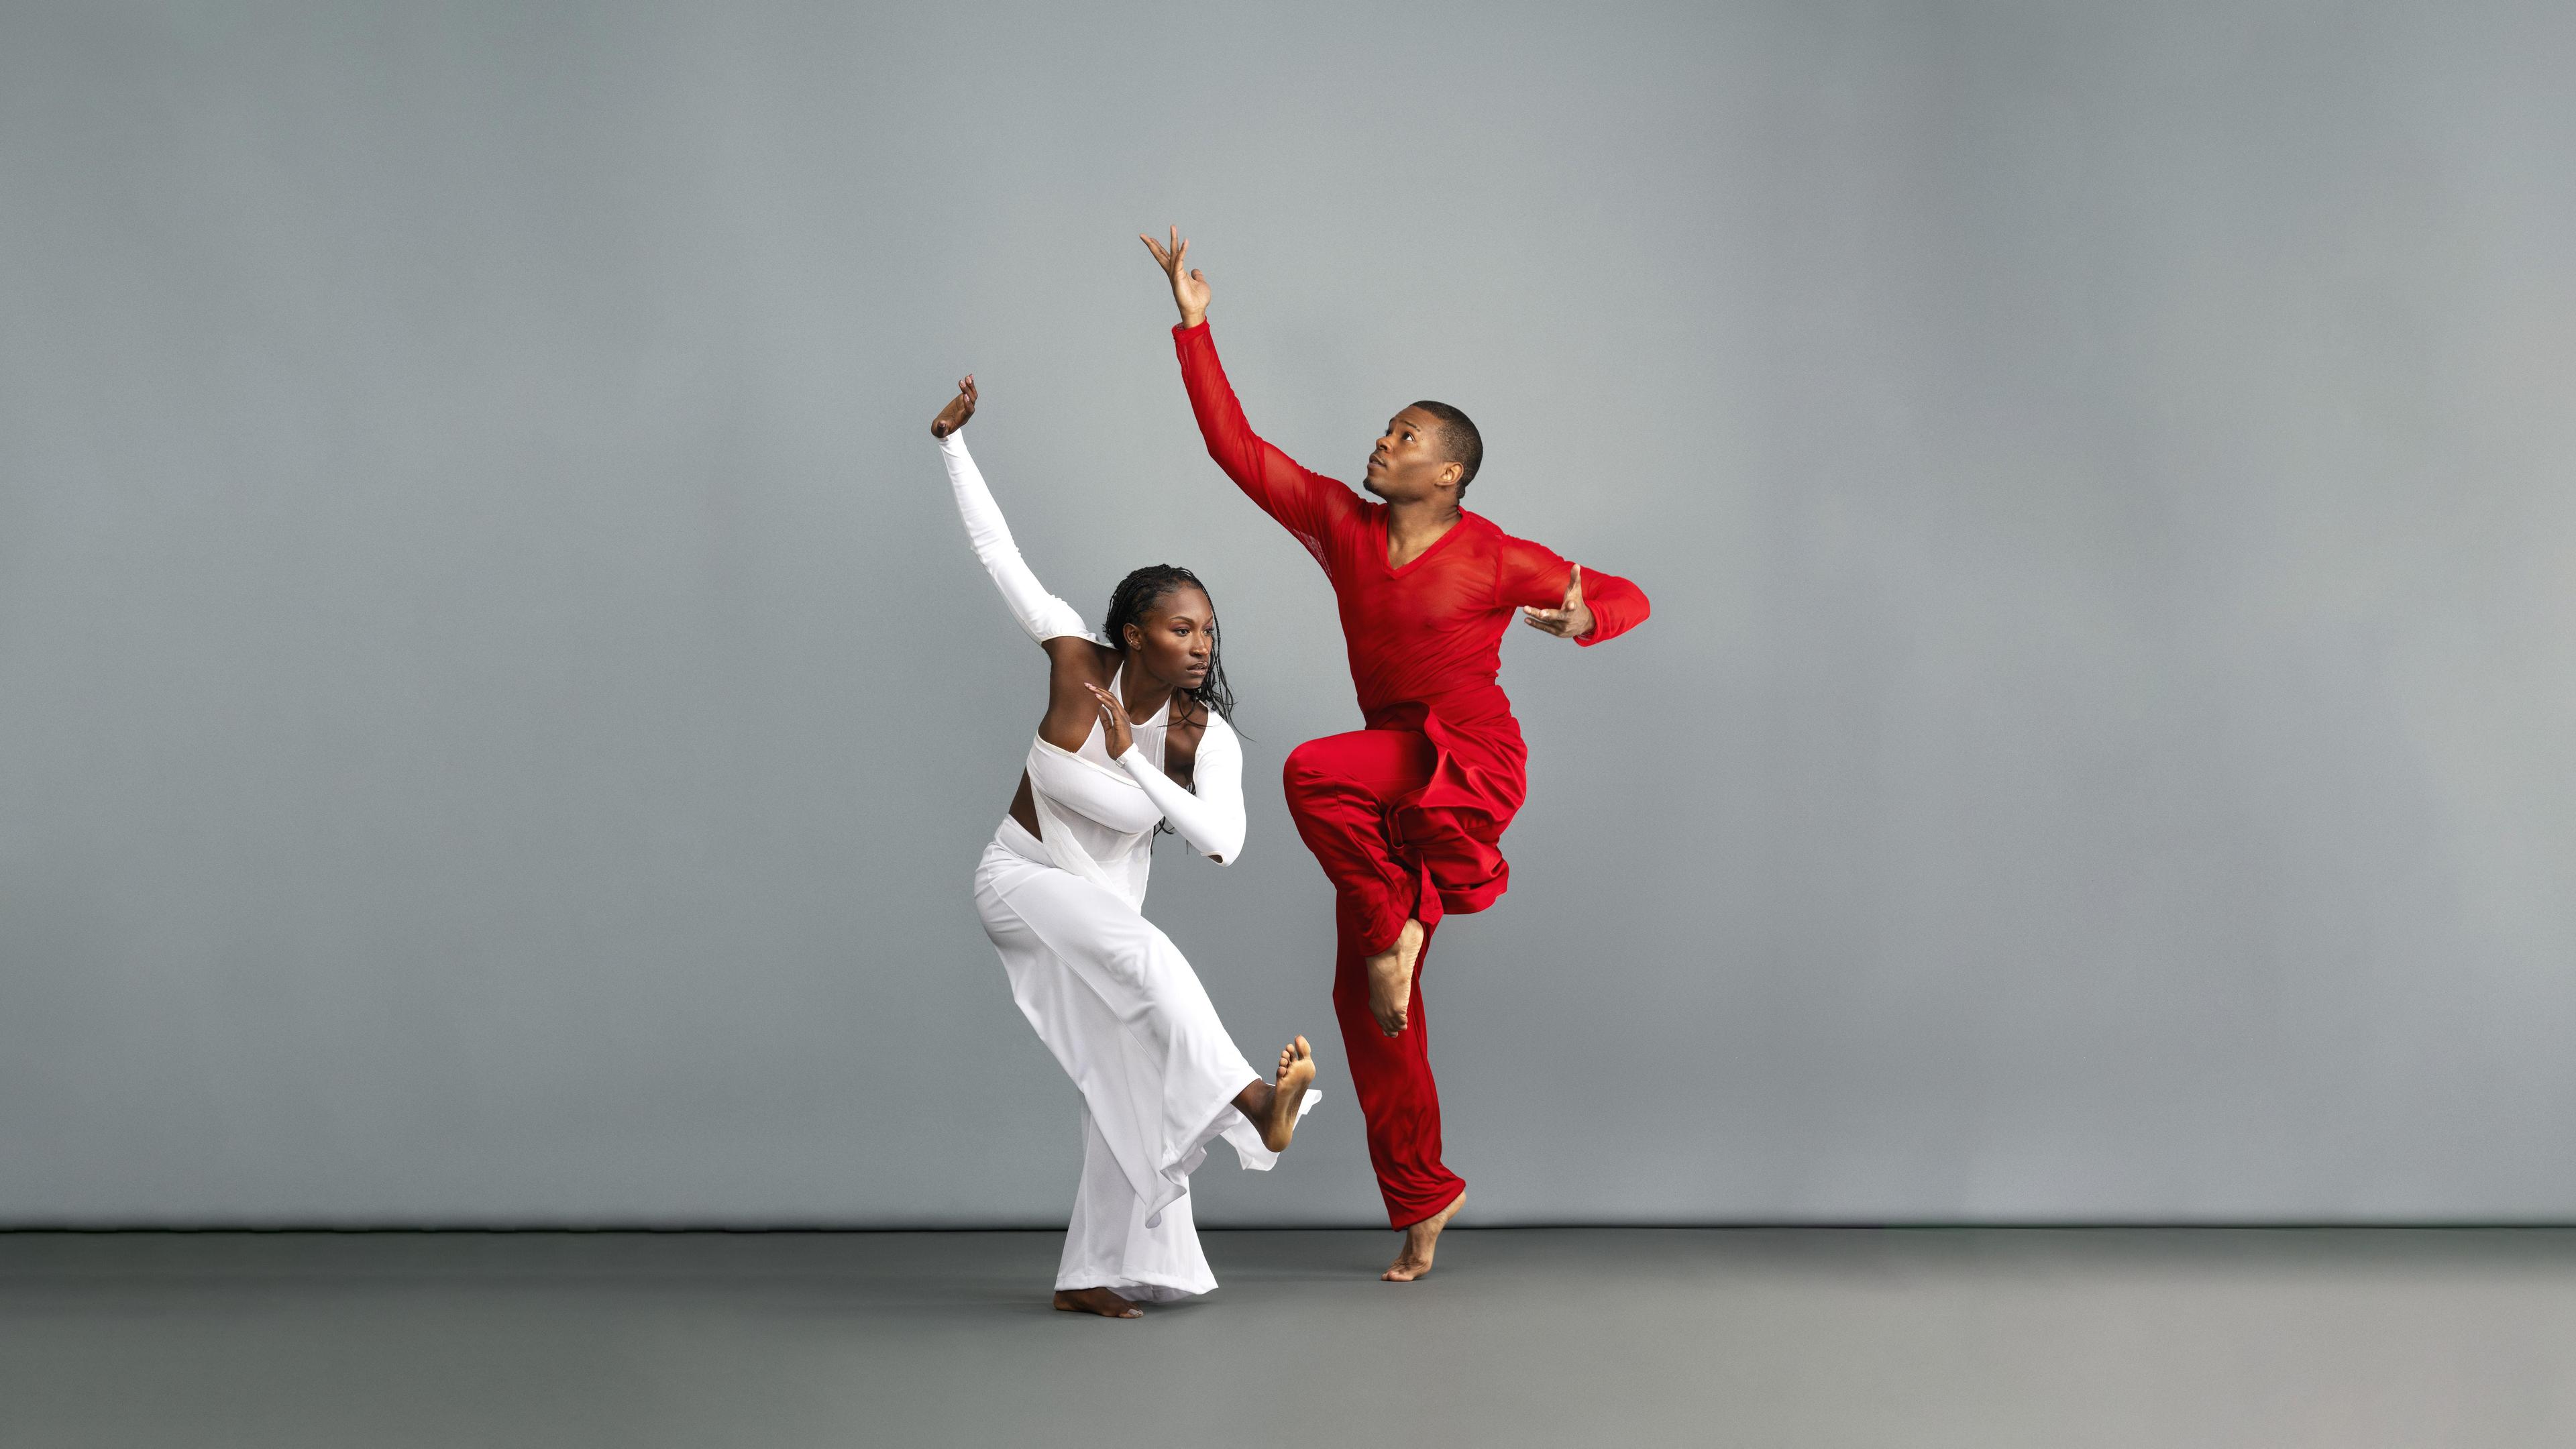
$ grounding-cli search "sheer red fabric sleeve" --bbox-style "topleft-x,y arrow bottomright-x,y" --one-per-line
1173,321 -> 1361,572
1496,535 -> 1652,647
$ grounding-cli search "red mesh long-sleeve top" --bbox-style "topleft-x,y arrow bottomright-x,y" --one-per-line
1173,321 -> 1650,854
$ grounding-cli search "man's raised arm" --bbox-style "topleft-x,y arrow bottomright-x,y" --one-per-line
1142,228 -> 1356,561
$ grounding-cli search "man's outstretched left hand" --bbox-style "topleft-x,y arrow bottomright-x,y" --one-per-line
1520,564 -> 1595,640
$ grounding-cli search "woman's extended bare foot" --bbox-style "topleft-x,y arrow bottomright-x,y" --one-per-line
1053,1287 -> 1142,1319
1364,920 -> 1426,1036
1232,1037 -> 1319,1152
1261,1036 -> 1316,1152
1382,1193 -> 1463,1282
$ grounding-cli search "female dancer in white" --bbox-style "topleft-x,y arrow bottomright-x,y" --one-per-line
935,375 -> 1318,1319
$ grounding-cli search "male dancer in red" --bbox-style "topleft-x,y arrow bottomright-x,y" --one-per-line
1142,229 -> 1652,1281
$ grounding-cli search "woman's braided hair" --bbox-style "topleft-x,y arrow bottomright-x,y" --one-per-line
1103,564 -> 1236,731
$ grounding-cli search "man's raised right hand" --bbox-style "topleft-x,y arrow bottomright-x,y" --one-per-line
1140,226 -> 1211,328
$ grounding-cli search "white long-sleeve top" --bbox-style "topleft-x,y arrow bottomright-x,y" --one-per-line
942,431 -> 1246,901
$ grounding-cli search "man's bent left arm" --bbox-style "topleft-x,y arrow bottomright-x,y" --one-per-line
1502,539 -> 1651,645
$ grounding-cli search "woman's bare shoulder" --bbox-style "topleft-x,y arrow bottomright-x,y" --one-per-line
1040,636 -> 1120,686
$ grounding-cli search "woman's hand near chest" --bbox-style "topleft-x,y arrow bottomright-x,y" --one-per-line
1073,682 -> 1206,795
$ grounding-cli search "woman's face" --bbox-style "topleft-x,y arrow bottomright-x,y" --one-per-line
1123,586 -> 1215,695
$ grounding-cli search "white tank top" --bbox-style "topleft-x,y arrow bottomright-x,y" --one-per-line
1024,667 -> 1173,912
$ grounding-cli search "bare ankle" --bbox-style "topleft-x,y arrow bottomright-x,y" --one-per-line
1233,1078 -> 1271,1120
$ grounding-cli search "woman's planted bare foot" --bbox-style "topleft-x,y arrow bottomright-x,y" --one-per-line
1053,1287 -> 1142,1319
1364,920 -> 1426,1036
1260,1036 -> 1317,1152
1382,1193 -> 1463,1283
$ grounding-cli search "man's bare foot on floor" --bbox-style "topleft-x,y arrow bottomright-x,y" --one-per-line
1383,1193 -> 1463,1282
1053,1287 -> 1142,1318
1232,1037 -> 1318,1152
1365,919 -> 1426,1036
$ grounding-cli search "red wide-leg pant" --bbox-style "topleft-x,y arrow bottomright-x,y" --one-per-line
1283,730 -> 1505,1228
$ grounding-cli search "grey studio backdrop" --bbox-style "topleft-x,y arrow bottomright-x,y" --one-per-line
3,1 -> 2573,1226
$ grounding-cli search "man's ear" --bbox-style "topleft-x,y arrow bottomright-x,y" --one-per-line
1438,460 -> 1465,492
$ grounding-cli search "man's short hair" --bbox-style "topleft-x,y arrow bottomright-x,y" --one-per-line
1409,400 -> 1482,495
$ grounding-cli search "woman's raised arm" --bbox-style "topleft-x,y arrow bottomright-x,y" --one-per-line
934,376 -> 1095,647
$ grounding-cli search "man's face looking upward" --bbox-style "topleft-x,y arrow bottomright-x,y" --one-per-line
1363,407 -> 1464,507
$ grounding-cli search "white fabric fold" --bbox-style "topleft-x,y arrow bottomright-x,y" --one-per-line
1026,737 -> 1156,908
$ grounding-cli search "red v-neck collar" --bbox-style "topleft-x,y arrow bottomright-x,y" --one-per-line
1380,508 -> 1474,576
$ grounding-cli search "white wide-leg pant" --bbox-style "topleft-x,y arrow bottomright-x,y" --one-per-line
974,820 -> 1316,1301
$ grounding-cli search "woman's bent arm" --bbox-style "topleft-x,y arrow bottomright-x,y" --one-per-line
1116,718 -> 1246,864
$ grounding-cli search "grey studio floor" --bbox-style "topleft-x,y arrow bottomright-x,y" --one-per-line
7,1228 -> 2576,1448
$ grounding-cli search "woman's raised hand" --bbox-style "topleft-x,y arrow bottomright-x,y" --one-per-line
1081,683 -> 1135,759
1138,227 -> 1211,327
930,374 -> 977,438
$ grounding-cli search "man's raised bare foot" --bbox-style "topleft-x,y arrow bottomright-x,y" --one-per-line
1364,919 -> 1426,1036
1382,1193 -> 1463,1282
1053,1287 -> 1142,1319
